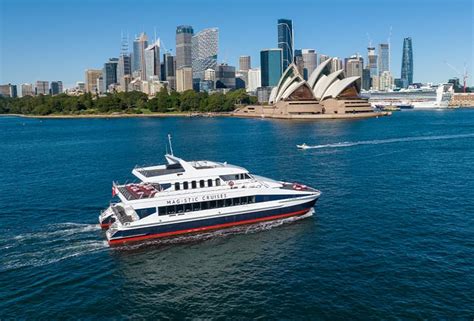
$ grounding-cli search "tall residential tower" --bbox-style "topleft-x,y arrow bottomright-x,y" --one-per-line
401,37 -> 413,87
191,28 -> 218,81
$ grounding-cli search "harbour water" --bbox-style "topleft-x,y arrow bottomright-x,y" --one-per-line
1,110 -> 473,319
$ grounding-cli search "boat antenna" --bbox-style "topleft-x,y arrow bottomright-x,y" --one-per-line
168,134 -> 174,156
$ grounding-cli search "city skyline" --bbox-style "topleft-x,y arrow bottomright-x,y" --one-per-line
0,0 -> 472,88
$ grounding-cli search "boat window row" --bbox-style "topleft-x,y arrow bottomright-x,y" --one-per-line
220,173 -> 251,181
174,178 -> 221,191
158,196 -> 256,215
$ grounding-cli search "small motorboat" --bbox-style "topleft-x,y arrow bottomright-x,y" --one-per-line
297,143 -> 310,149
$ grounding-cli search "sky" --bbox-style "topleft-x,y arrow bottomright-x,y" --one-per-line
1,0 -> 473,89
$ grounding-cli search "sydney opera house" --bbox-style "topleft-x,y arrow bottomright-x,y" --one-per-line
235,58 -> 386,119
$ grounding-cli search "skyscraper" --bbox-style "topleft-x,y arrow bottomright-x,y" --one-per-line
21,83 -> 34,96
302,49 -> 317,80
145,40 -> 161,81
319,54 -> 330,65
176,25 -> 193,70
401,37 -> 413,87
85,69 -> 103,93
50,81 -> 63,95
345,54 -> 364,78
191,28 -> 218,80
367,47 -> 378,77
277,19 -> 293,71
294,49 -> 304,76
378,43 -> 390,75
162,53 -> 176,90
215,63 -> 236,89
247,68 -> 261,93
260,48 -> 283,87
176,67 -> 193,92
239,56 -> 251,71
103,58 -> 119,92
132,33 -> 148,78
35,81 -> 49,95
117,54 -> 131,90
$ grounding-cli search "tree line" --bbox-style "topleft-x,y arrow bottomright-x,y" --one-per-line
0,88 -> 257,115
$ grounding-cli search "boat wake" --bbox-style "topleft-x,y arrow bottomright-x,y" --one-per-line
300,133 -> 474,150
115,209 -> 314,251
0,223 -> 107,272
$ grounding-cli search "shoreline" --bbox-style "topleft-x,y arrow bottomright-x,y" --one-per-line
0,112 -> 232,119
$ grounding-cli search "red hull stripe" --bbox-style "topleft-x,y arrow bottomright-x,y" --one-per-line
109,208 -> 311,246
101,223 -> 111,229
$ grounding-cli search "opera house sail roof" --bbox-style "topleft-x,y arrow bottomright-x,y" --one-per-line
269,58 -> 362,104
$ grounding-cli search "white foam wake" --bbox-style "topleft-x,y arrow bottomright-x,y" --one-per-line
300,133 -> 474,150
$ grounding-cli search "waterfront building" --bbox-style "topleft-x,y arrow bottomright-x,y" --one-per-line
247,68 -> 261,93
379,70 -> 393,91
378,43 -> 390,75
50,81 -> 63,95
239,55 -> 251,71
319,54 -> 330,65
401,37 -> 413,87
145,40 -> 161,81
236,72 -> 247,89
0,84 -> 17,97
176,67 -> 193,92
277,18 -> 293,71
132,33 -> 148,78
21,83 -> 34,96
302,49 -> 317,80
261,48 -> 283,87
102,58 -> 119,93
215,63 -> 236,89
191,28 -> 218,81
85,69 -> 102,93
35,81 -> 49,95
199,80 -> 214,92
367,46 -> 378,77
236,60 -> 375,118
371,75 -> 380,90
176,25 -> 193,70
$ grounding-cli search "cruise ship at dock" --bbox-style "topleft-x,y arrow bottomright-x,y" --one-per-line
99,138 -> 321,246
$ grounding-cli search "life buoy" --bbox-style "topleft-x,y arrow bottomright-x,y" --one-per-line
228,181 -> 234,187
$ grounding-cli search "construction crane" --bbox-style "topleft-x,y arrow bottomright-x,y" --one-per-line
445,61 -> 469,93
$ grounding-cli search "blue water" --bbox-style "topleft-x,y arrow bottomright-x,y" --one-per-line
1,110 -> 473,319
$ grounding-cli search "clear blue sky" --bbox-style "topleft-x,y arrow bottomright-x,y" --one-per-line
1,0 -> 473,88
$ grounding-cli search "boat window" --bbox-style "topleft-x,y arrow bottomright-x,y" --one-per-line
249,196 -> 255,204
183,182 -> 189,190
201,202 -> 209,210
191,181 -> 197,189
167,206 -> 176,214
233,197 -> 241,205
225,198 -> 232,207
192,203 -> 201,211
217,199 -> 224,208
135,207 -> 156,218
244,174 -> 251,179
235,175 -> 239,180
176,205 -> 184,213
209,201 -> 217,209
175,182 -> 180,190
241,197 -> 248,205
207,179 -> 213,187
215,179 -> 221,186
184,203 -> 192,212
200,180 -> 205,188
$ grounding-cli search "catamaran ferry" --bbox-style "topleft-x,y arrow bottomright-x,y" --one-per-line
99,137 -> 321,246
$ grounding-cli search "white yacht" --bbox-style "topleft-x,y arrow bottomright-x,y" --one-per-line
99,137 -> 321,246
